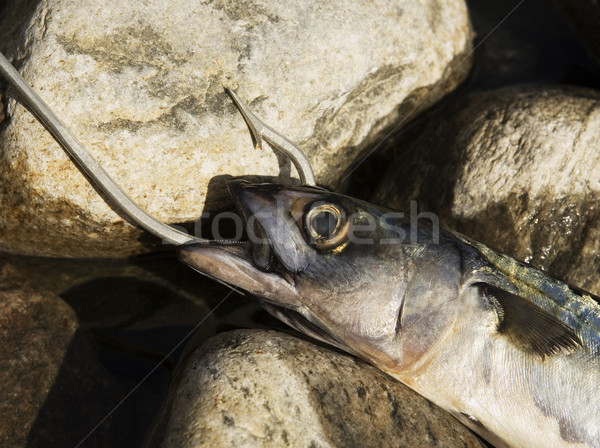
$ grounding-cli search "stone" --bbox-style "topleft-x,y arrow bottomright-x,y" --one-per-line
0,259 -> 135,447
0,0 -> 473,258
148,329 -> 483,448
372,85 -> 600,295
2,253 -> 224,331
559,0 -> 600,64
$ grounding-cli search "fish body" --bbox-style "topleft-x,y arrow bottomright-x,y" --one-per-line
180,181 -> 600,448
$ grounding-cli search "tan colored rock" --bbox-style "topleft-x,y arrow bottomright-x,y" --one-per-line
0,259 -> 133,447
373,85 -> 600,295
149,329 -> 483,448
0,0 -> 472,258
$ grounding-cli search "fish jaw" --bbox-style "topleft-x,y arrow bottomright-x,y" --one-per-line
178,242 -> 301,310
178,181 -> 463,373
178,180 -> 323,310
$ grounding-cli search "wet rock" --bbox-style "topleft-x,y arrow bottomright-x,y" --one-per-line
0,259 -> 134,447
149,329 -> 483,448
559,0 -> 600,63
372,85 -> 600,295
0,0 -> 472,258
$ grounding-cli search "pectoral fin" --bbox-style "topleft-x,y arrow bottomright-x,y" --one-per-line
480,284 -> 582,359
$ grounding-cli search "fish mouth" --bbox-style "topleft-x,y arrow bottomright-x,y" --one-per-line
178,241 -> 297,304
178,181 -> 348,351
178,239 -> 334,348
226,180 -> 278,275
177,180 -> 310,309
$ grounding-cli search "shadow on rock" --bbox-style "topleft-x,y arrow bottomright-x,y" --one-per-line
26,331 -> 138,448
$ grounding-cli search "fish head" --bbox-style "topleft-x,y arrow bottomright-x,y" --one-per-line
179,181 -> 462,373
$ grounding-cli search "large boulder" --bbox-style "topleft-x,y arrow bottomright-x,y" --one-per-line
373,85 -> 600,295
0,0 -> 472,258
148,329 -> 483,448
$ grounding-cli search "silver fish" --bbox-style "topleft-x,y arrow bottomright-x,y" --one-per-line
180,181 -> 600,448
2,51 -> 599,448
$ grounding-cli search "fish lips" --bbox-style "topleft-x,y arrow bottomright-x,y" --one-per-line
178,241 -> 298,305
177,180 -> 314,306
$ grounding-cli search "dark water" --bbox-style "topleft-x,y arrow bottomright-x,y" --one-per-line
5,0 -> 600,447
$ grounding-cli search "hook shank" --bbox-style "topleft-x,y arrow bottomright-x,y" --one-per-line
0,52 -> 202,245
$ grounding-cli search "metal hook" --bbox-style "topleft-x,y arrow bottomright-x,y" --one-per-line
226,89 -> 316,186
0,51 -> 318,244
0,51 -> 204,245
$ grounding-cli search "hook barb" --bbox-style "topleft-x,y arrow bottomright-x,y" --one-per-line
226,88 -> 316,186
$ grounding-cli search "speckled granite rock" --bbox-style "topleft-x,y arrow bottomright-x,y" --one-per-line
559,0 -> 600,63
0,259 -> 133,447
372,85 -> 600,295
148,329 -> 483,448
0,0 -> 472,258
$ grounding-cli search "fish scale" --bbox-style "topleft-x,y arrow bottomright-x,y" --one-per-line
1,51 -> 599,447
464,236 -> 600,356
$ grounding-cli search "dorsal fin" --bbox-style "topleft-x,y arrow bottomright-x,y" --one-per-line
480,284 -> 583,359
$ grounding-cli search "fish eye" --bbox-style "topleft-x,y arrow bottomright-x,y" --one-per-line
304,202 -> 347,249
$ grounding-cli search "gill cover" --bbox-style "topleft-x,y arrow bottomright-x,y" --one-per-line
180,182 -> 467,372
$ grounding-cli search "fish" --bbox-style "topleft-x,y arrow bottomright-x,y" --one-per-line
179,180 -> 600,448
2,50 -> 598,447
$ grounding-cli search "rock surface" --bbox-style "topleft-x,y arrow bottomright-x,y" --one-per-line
149,329 -> 483,448
0,259 -> 134,447
0,0 -> 472,258
373,85 -> 600,295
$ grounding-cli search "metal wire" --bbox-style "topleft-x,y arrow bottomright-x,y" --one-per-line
227,89 -> 316,186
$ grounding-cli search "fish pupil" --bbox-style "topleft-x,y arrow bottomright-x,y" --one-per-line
312,211 -> 337,239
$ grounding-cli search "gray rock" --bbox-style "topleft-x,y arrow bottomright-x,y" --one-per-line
559,0 -> 600,63
0,259 -> 134,447
0,0 -> 472,258
149,329 -> 483,448
372,85 -> 600,295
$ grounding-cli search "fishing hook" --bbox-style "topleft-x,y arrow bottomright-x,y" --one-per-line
0,52 -> 317,245
226,89 -> 316,186
0,51 -> 202,245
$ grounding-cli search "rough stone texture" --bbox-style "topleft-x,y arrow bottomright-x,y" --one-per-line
0,258 -> 135,447
373,85 -> 600,295
559,0 -> 600,64
149,329 -> 483,448
0,0 -> 472,258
